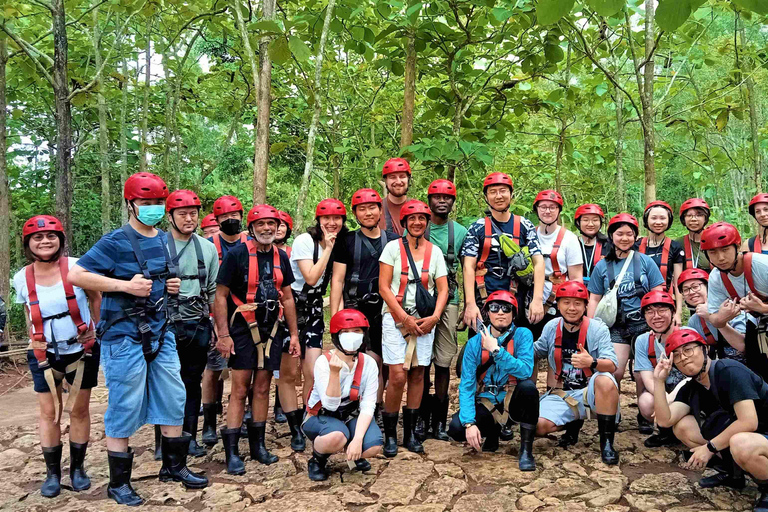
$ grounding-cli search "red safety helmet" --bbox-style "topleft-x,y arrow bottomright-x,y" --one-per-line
484,290 -> 519,316
201,214 -> 218,229
329,309 -> 370,334
665,328 -> 706,357
483,172 -> 513,193
247,204 -> 280,225
574,204 -> 605,225
399,199 -> 431,227
315,198 -> 347,219
213,195 -> 244,217
23,215 -> 64,238
427,179 -> 457,198
351,188 -> 383,210
749,193 -> 768,218
165,189 -> 202,213
678,268 -> 709,288
640,290 -> 676,312
555,281 -> 589,301
679,198 -> 710,226
277,210 -> 293,230
700,222 -> 741,251
123,172 -> 169,200
607,213 -> 639,236
382,157 -> 411,177
643,200 -> 674,230
533,189 -> 564,210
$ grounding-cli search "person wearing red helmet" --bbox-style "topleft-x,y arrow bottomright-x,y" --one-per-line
275,210 -> 293,256
69,173 -> 207,504
448,290 -> 538,470
574,204 -> 608,284
200,214 -> 220,238
654,329 -> 768,504
210,195 -> 247,264
214,204 -> 300,475
379,199 -> 449,457
301,309 -> 383,481
534,281 -> 620,465
745,193 -> 768,255
677,198 -> 711,271
14,215 -> 101,498
462,172 -> 545,338
379,157 -> 412,235
702,222 -> 768,382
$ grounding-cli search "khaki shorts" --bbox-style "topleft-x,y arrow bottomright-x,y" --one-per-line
433,304 -> 460,368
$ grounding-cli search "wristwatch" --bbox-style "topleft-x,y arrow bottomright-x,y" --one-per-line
464,422 -> 476,429
490,347 -> 501,358
706,441 -> 718,454
590,358 -> 598,370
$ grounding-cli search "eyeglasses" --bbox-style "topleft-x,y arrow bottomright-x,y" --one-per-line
537,205 -> 559,212
682,282 -> 705,294
644,306 -> 671,318
488,303 -> 514,314
672,345 -> 698,362
685,212 -> 705,219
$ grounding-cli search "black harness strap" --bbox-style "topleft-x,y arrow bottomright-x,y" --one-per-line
347,230 -> 388,303
167,235 -> 211,344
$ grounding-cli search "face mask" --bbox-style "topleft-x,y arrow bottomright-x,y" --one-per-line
338,332 -> 364,353
220,218 -> 242,236
136,205 -> 165,227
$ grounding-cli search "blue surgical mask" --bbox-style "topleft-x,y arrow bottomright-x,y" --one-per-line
136,205 -> 166,226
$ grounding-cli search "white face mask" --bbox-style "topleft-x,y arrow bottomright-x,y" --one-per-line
338,332 -> 364,353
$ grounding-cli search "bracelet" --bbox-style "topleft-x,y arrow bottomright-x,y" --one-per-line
219,334 -> 231,339
706,441 -> 718,454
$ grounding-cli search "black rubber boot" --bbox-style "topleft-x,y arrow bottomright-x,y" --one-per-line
307,451 -> 330,481
107,448 -> 143,506
430,396 -> 451,442
241,405 -> 252,436
201,403 -> 218,447
500,420 -> 515,441
518,423 -> 536,471
644,426 -> 676,448
274,393 -> 287,424
637,412 -> 653,435
285,410 -> 306,452
755,483 -> 768,512
216,380 -> 224,415
184,416 -> 207,458
220,427 -> 246,475
597,414 -> 620,465
382,411 -> 399,458
246,420 -> 279,465
415,394 -> 432,441
158,434 -> 209,489
482,425 -> 500,452
354,459 -> 371,471
154,425 -> 163,460
402,407 -> 424,454
69,441 -> 91,491
699,450 -> 745,489
41,445 -> 62,498
374,402 -> 385,430
557,419 -> 584,448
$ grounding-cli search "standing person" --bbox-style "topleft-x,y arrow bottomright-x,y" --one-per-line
201,214 -> 220,239
462,172 -> 545,337
415,179 -> 468,442
574,204 -> 608,286
68,173 -> 208,505
379,157 -> 412,236
279,199 -> 347,453
677,198 -> 711,271
745,193 -> 768,254
272,209 -> 294,425
214,204 -> 301,474
14,215 -> 101,498
379,200 -> 449,457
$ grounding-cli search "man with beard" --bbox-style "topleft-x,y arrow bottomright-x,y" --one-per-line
378,158 -> 411,236
745,194 -> 768,255
214,205 -> 300,474
677,198 -> 711,271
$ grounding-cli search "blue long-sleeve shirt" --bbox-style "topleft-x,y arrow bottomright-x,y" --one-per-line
458,324 -> 534,426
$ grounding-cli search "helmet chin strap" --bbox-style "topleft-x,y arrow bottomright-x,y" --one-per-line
490,320 -> 513,335
541,218 -> 558,235
562,313 -> 584,330
651,321 -> 674,337
485,197 -> 509,213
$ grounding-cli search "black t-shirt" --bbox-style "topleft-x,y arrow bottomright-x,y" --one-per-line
208,233 -> 248,261
675,359 -> 768,434
560,327 -> 589,390
580,237 -> 609,283
217,244 -> 294,340
332,230 -> 393,298
636,237 -> 685,289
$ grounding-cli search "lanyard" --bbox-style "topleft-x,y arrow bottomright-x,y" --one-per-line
580,238 -> 595,277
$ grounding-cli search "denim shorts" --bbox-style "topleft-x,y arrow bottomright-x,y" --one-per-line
28,344 -> 100,394
539,372 -> 619,426
100,330 -> 186,438
301,415 -> 383,453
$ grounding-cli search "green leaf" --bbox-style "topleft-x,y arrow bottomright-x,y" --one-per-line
270,142 -> 288,154
288,36 -> 312,62
351,26 -> 365,41
269,36 -> 291,64
716,109 -> 729,132
656,0 -> 692,32
733,0 -> 768,14
365,148 -> 384,158
11,109 -> 23,119
406,2 -> 422,16
537,0 -> 575,25
585,0 -> 625,16
426,87 -> 442,100
391,61 -> 405,76
544,44 -> 565,63
492,7 -> 513,21
595,83 -> 608,96
377,2 -> 391,18
252,20 -> 282,34
519,81 -> 532,91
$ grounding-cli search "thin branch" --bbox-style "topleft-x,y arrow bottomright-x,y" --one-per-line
29,0 -> 53,12
0,23 -> 54,85
166,5 -> 229,48
635,30 -> 664,71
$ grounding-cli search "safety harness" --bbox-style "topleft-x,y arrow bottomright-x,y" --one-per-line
167,235 -> 212,346
647,332 -> 659,367
475,328 -> 518,425
547,226 -> 568,286
306,352 -> 365,420
213,232 -> 248,264
551,317 -> 594,419
683,236 -> 705,270
476,215 -> 521,300
426,221 -> 457,300
639,237 -> 673,291
345,230 -> 392,310
721,253 -> 767,302
296,240 -> 333,323
395,237 -> 433,370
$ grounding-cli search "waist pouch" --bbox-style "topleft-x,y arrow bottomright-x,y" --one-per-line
317,402 -> 359,421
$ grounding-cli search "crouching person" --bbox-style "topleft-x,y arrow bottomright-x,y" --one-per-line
448,291 -> 539,471
534,281 -> 620,464
303,310 -> 382,481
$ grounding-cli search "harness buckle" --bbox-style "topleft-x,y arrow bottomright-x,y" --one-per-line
138,322 -> 152,334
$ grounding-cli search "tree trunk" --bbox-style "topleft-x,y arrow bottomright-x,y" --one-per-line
120,23 -> 129,224
52,0 -> 73,242
0,37 -> 10,319
294,0 -> 336,234
162,50 -> 174,179
447,95 -> 462,183
641,0 -> 656,204
93,4 -> 110,234
554,118 -> 567,193
739,19 -> 762,193
614,91 -> 627,212
253,0 -> 275,204
140,14 -> 152,174
399,26 -> 416,150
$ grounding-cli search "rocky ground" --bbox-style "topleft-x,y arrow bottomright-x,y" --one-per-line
0,364 -> 762,512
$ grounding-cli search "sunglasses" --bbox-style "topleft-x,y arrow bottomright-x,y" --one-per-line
488,303 -> 514,314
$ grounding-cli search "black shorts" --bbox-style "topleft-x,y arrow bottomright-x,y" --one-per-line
611,318 -> 648,346
283,295 -> 325,357
229,323 -> 286,372
354,303 -> 383,357
28,345 -> 100,394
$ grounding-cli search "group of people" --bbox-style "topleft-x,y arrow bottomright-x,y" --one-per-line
11,158 -> 768,511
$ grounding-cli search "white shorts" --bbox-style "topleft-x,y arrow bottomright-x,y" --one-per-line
381,313 -> 435,367
539,372 -> 619,426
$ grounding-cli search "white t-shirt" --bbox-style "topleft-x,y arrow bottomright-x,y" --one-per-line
379,239 -> 447,315
708,253 -> 768,325
307,351 -> 379,417
537,226 -> 583,300
13,257 -> 92,355
290,233 -> 328,293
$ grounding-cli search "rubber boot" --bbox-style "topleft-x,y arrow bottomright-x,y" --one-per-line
374,402 -> 385,430
644,426 -> 676,448
184,415 -> 207,458
699,450 -> 745,490
402,407 -> 424,454
286,410 -> 306,452
107,448 -> 143,506
755,483 -> 768,512
154,425 -> 163,460
241,405 -> 252,436
482,424 -> 500,452
246,420 -> 279,465
307,451 -> 330,481
518,423 -> 536,471
158,434 -> 209,489
41,445 -> 62,498
382,411 -> 399,458
216,380 -> 224,414
201,403 -> 218,447
597,414 -> 620,465
415,394 -> 431,441
558,420 -> 584,448
354,459 -> 371,472
69,441 -> 91,491
220,427 -> 246,476
430,396 -> 451,442
274,393 -> 287,424
637,412 -> 653,435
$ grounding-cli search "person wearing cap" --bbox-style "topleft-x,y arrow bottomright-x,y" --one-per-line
379,157 -> 412,235
677,198 -> 711,271
655,329 -> 768,505
534,281 -> 620,465
201,214 -> 220,238
214,204 -> 300,474
379,199 -> 449,457
574,204 -> 609,286
415,179 -> 468,443
302,309 -> 383,481
448,290 -> 538,470
13,215 -> 101,498
745,193 -> 768,254
69,172 -> 207,505
702,222 -> 768,381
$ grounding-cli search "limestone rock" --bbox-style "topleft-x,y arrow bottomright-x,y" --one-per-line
561,462 -> 588,477
247,491 -> 342,512
368,459 -> 434,505
0,449 -> 28,471
625,493 -> 680,511
453,490 -> 519,512
629,472 -> 693,495
390,506 -> 447,512
423,439 -> 468,463
516,494 -> 546,511
434,462 -> 464,479
459,457 -> 537,486
10,435 -> 38,450
535,477 -> 595,499
577,486 -> 622,507
243,483 -> 273,503
423,475 -> 468,504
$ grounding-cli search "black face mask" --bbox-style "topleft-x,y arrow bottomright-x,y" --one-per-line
219,219 -> 241,236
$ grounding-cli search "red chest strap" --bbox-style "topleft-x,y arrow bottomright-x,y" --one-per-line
721,253 -> 768,302
478,333 -> 517,385
233,243 -> 283,319
648,332 -> 657,367
307,352 -> 366,416
549,227 -> 567,277
684,236 -> 693,270
396,239 -> 433,306
592,242 -> 603,266
215,232 -> 248,264
639,237 -> 672,291
476,216 -> 520,291
554,317 -> 592,381
700,321 -> 718,346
